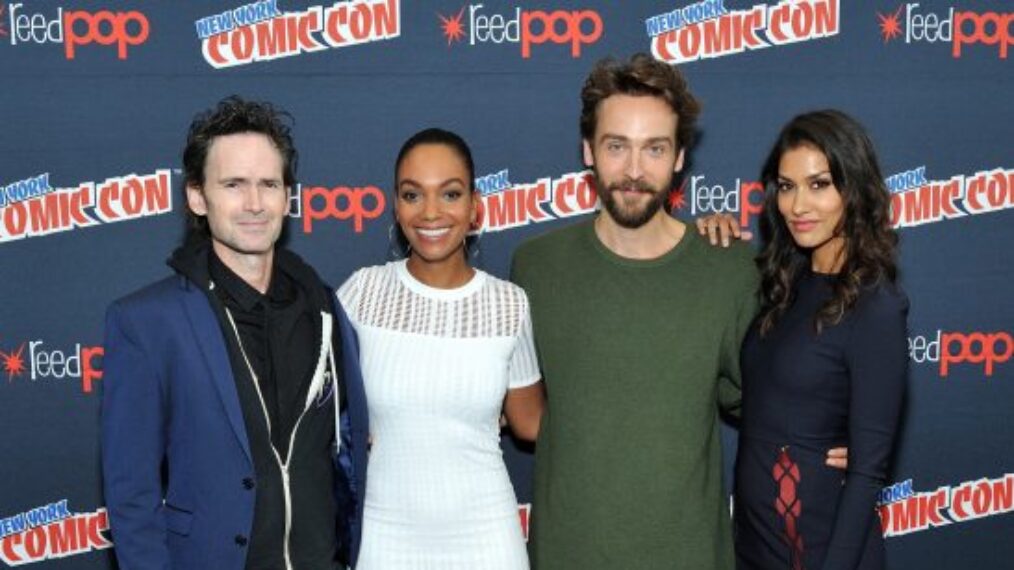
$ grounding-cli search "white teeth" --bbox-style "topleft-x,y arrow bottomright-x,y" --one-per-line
417,228 -> 450,238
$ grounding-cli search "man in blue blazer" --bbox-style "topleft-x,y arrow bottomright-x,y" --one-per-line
101,97 -> 368,570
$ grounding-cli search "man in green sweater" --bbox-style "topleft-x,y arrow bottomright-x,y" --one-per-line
511,52 -> 752,570
512,54 -> 844,569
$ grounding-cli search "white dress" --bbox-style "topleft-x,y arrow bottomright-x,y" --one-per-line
338,260 -> 539,570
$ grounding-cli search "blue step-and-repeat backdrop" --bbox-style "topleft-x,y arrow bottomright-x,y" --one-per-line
0,1 -> 1010,568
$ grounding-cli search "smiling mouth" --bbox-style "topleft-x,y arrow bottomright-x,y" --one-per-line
416,227 -> 451,238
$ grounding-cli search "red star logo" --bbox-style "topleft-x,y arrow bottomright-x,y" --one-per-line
877,6 -> 904,43
1,343 -> 27,382
438,7 -> 466,47
668,178 -> 688,212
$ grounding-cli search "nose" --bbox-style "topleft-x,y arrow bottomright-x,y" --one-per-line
244,186 -> 264,213
790,188 -> 809,216
422,195 -> 439,220
624,150 -> 643,180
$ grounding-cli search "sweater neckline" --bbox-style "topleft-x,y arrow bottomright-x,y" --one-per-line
585,217 -> 694,268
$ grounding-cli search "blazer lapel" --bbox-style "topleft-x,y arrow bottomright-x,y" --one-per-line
179,283 -> 253,463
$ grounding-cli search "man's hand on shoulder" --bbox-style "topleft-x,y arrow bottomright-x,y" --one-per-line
694,213 -> 753,247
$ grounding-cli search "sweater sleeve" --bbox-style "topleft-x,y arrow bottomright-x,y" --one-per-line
822,285 -> 909,570
718,256 -> 759,419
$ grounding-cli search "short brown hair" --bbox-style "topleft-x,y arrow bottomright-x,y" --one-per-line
580,53 -> 701,151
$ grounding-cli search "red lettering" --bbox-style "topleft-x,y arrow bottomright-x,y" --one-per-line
521,10 -> 602,58
953,11 -> 1012,59
46,519 -> 80,554
0,534 -> 23,564
738,181 -> 764,228
301,185 -> 385,233
940,331 -> 1014,377
3,202 -> 28,238
63,10 -> 150,60
82,346 -> 104,394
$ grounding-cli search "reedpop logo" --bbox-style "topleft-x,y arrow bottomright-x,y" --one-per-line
877,4 -> 1011,58
438,4 -> 603,58
909,329 -> 1012,378
4,3 -> 150,59
0,337 -> 103,393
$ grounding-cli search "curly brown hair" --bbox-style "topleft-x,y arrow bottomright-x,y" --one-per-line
757,110 -> 899,335
182,95 -> 298,237
580,53 -> 700,151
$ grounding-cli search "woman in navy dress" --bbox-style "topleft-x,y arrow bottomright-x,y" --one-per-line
734,110 -> 908,570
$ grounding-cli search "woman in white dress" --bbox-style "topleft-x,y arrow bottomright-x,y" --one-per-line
338,128 -> 545,569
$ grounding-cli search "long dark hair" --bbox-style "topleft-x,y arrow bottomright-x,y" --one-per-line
756,110 -> 898,335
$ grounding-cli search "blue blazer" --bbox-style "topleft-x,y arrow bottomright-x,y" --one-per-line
101,273 -> 369,569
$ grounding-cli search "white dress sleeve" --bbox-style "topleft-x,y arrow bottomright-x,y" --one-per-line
336,269 -> 362,323
507,296 -> 541,389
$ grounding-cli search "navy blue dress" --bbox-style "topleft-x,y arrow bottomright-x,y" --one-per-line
735,271 -> 908,570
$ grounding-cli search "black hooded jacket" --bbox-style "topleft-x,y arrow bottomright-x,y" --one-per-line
168,235 -> 345,570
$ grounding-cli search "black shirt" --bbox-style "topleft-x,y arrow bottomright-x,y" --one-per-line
209,251 -> 339,570
210,252 -> 317,458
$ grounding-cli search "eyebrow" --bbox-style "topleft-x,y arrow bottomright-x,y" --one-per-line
599,134 -> 673,145
217,176 -> 282,183
398,177 -> 467,189
779,170 -> 831,181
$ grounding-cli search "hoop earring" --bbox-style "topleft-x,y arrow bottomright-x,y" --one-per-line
466,230 -> 482,261
388,223 -> 410,259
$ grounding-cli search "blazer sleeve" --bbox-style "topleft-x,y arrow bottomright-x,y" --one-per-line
822,286 -> 909,570
100,300 -> 171,570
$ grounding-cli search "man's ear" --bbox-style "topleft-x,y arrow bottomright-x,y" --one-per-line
674,148 -> 686,174
186,183 -> 207,216
582,139 -> 595,168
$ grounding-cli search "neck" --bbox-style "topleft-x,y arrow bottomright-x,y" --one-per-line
214,243 -> 275,294
811,237 -> 845,274
406,252 -> 474,289
594,210 -> 686,260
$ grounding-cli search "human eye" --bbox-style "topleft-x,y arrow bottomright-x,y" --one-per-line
776,180 -> 794,193
443,188 -> 464,201
811,177 -> 833,190
647,144 -> 666,157
399,189 -> 419,202
605,140 -> 625,153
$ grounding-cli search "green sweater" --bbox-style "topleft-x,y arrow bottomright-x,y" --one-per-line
511,218 -> 758,570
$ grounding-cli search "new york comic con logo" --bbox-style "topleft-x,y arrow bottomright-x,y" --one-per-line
437,4 -> 603,58
472,168 -> 600,233
195,0 -> 400,68
877,4 -> 1011,59
886,165 -> 1013,228
0,336 -> 103,393
0,170 -> 173,244
647,0 -> 839,64
879,473 -> 1014,537
674,164 -> 1013,232
0,500 -> 111,566
3,3 -> 149,60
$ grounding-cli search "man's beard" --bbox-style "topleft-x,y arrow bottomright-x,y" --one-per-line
594,173 -> 671,229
